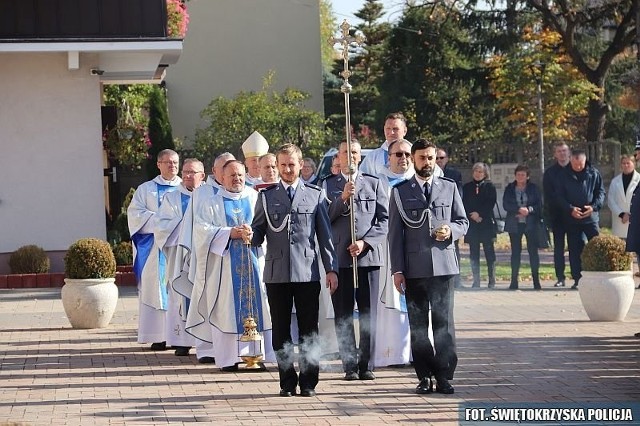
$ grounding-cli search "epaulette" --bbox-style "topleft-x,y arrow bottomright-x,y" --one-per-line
361,172 -> 379,180
393,179 -> 411,188
254,183 -> 277,192
261,183 -> 278,192
438,176 -> 456,183
304,182 -> 322,191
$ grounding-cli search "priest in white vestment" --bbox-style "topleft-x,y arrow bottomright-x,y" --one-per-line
242,131 -> 269,187
374,139 -> 414,367
155,159 -> 206,356
128,149 -> 182,349
360,112 -> 443,178
179,151 -> 235,363
186,160 -> 274,370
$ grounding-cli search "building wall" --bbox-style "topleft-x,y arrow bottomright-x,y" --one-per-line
166,0 -> 324,145
0,53 -> 106,273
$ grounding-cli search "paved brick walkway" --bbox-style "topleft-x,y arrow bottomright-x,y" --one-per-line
1,281 -> 639,425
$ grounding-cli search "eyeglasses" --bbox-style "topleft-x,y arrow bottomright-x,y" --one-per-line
392,152 -> 411,158
182,170 -> 203,176
436,156 -> 447,160
159,160 -> 179,165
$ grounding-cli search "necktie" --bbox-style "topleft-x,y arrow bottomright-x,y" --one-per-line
287,186 -> 294,201
424,182 -> 430,200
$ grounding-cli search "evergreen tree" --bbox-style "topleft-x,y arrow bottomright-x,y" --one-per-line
146,85 -> 175,180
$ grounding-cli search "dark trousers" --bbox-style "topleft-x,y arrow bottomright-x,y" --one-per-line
509,223 -> 540,284
332,266 -> 379,373
551,224 -> 567,282
566,222 -> 599,283
405,275 -> 456,381
468,239 -> 496,264
266,282 -> 320,392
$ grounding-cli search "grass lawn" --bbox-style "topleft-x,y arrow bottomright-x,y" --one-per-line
455,230 -> 599,282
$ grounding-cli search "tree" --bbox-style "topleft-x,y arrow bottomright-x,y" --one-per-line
323,1 -> 391,146
146,85 -> 176,180
194,72 -> 328,165
525,0 -> 639,142
320,0 -> 338,74
376,4 -> 499,147
487,27 -> 599,144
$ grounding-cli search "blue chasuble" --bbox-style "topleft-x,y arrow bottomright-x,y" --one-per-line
223,196 -> 266,334
132,183 -> 174,310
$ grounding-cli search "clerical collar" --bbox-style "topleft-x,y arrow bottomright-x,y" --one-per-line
158,175 -> 181,185
218,187 -> 245,200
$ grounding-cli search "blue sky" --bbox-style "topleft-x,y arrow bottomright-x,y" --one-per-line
331,0 -> 404,26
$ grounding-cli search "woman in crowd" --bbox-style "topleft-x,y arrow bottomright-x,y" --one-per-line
502,165 -> 542,290
462,162 -> 497,288
608,155 -> 640,241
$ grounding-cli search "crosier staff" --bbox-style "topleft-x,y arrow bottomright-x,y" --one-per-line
330,20 -> 365,288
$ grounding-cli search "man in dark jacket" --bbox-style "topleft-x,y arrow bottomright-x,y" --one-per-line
556,149 -> 605,289
543,142 -> 570,287
436,148 -> 463,288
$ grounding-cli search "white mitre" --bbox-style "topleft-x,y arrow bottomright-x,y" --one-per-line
241,131 -> 269,158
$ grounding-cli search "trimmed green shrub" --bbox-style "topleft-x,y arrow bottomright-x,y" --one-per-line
64,238 -> 116,279
9,245 -> 50,274
112,241 -> 133,266
581,234 -> 633,272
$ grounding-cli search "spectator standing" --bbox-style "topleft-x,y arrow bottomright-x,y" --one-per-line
502,165 -> 543,290
556,149 -> 605,289
626,143 -> 640,284
543,142 -> 570,287
608,154 -> 640,241
462,163 -> 497,288
436,148 -> 463,288
301,157 -> 319,185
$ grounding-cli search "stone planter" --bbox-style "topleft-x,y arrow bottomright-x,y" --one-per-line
578,270 -> 635,321
61,278 -> 119,328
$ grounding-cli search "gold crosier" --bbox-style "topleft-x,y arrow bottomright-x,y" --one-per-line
330,20 -> 365,288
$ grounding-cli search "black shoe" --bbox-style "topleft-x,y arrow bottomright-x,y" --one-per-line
416,377 -> 433,394
299,388 -> 316,397
435,377 -> 454,394
279,389 -> 296,397
554,280 -> 565,287
508,285 -> 518,290
198,356 -> 215,364
221,364 -> 239,372
150,341 -> 167,351
359,370 -> 375,380
174,346 -> 190,356
344,371 -> 359,381
571,283 -> 579,290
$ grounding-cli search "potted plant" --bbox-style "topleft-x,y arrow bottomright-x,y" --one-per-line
62,238 -> 118,329
578,234 -> 635,321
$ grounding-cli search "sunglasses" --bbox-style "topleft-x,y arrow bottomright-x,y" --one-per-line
392,152 -> 411,158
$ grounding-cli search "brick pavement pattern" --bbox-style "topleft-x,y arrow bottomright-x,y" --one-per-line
1,282 -> 639,425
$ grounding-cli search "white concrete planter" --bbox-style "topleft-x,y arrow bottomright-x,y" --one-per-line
578,270 -> 635,321
61,278 -> 118,329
